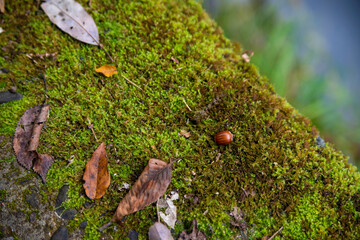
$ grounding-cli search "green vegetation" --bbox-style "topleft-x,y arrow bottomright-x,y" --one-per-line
1,0 -> 360,239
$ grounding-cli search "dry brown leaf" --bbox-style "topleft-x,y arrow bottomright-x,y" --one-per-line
41,0 -> 99,45
0,0 -> 5,13
33,153 -> 54,183
95,65 -> 118,77
13,104 -> 49,169
83,142 -> 110,199
112,159 -> 172,223
179,130 -> 190,138
13,104 -> 53,183
178,220 -> 206,240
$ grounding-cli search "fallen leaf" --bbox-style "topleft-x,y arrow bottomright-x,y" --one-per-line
95,65 -> 118,77
112,159 -> 173,223
0,0 -> 4,13
41,0 -> 99,45
148,222 -> 174,240
158,198 -> 177,229
13,104 -> 54,183
83,142 -> 110,199
178,220 -> 206,240
13,104 -> 49,169
33,153 -> 54,183
179,130 -> 190,138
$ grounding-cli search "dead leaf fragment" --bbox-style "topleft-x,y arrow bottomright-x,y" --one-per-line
41,0 -> 99,45
33,153 -> 54,183
179,130 -> 190,138
241,50 -> 254,63
95,65 -> 118,77
112,159 -> 172,223
148,222 -> 174,240
158,198 -> 177,229
83,142 -> 110,199
178,220 -> 206,240
13,104 -> 49,169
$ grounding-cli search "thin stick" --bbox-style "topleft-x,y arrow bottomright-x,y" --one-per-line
40,73 -> 48,104
98,221 -> 113,232
87,117 -> 98,141
268,226 -> 283,240
121,74 -> 143,91
183,99 -> 192,111
99,44 -> 114,62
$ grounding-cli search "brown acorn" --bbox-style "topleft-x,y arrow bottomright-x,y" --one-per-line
215,130 -> 233,145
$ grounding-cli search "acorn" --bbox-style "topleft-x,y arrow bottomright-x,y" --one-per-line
215,130 -> 233,145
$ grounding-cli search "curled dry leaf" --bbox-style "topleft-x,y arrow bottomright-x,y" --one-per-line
95,65 -> 118,77
83,142 -> 110,199
13,104 -> 53,183
13,104 -> 50,169
41,0 -> 99,45
148,222 -> 174,240
112,159 -> 173,223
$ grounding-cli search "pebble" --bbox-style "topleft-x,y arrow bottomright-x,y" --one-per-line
51,226 -> 68,240
55,185 -> 69,208
60,208 -> 77,220
316,136 -> 325,147
128,229 -> 139,240
79,221 -> 87,229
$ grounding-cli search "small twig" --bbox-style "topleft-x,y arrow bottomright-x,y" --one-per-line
98,221 -> 113,232
121,74 -> 143,91
88,0 -> 92,7
268,226 -> 283,240
183,99 -> 192,111
99,44 -> 114,62
87,117 -> 98,141
40,73 -> 48,104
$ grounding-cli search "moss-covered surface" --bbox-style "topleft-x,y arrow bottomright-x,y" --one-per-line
1,0 -> 360,239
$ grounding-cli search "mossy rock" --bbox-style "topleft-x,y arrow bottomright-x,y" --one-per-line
1,0 -> 360,239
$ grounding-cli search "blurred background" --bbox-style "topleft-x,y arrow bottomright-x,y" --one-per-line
202,0 -> 360,168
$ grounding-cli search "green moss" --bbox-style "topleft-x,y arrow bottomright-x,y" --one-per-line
1,0 -> 360,239
0,189 -> 6,201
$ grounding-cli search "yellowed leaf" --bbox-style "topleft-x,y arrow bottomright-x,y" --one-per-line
95,65 -> 118,77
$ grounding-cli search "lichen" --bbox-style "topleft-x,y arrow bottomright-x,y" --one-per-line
1,0 -> 360,239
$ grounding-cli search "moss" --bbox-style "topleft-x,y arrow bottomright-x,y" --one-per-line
1,0 -> 360,239
0,189 -> 6,201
